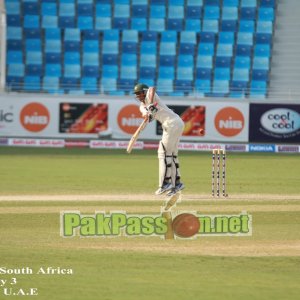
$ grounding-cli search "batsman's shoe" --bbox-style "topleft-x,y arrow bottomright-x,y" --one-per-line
155,183 -> 173,195
166,183 -> 185,197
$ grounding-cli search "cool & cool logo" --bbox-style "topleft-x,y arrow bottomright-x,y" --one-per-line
260,108 -> 300,134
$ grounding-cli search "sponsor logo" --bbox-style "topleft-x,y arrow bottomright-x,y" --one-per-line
20,103 -> 50,132
277,145 -> 299,153
260,108 -> 300,134
249,144 -> 275,152
61,211 -> 252,239
0,110 -> 13,123
215,107 -> 244,137
117,105 -> 144,134
225,144 -> 247,152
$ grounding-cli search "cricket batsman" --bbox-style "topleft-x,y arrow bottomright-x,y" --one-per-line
133,83 -> 185,197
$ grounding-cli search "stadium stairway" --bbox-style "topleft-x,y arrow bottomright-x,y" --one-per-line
269,0 -> 300,100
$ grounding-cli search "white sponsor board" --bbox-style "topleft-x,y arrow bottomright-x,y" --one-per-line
0,94 -> 249,142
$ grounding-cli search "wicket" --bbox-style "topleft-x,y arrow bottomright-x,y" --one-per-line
211,149 -> 227,197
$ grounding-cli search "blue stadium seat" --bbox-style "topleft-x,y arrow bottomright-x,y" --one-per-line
26,64 -> 43,76
7,51 -> 23,64
23,2 -> 39,15
222,7 -> 238,20
83,30 -> 100,40
196,55 -> 213,68
256,21 -> 273,34
168,6 -> 184,19
254,44 -> 271,57
102,65 -> 119,78
7,27 -> 22,40
232,68 -> 249,82
45,64 -> 62,77
234,56 -> 251,68
103,29 -> 120,41
113,18 -> 129,29
160,42 -> 176,55
253,57 -> 269,70
43,77 -> 60,93
117,79 -> 134,93
161,31 -> 177,42
186,6 -> 202,19
199,32 -> 216,43
81,77 -> 99,94
198,43 -> 214,55
82,53 -> 99,68
260,0 -> 275,7
60,77 -> 79,93
41,3 -> 57,16
7,40 -> 23,51
78,16 -> 93,29
7,15 -> 21,27
122,41 -> 138,54
5,2 -> 20,15
230,81 -> 247,98
177,67 -> 193,81
169,0 -> 185,5
174,80 -> 192,94
212,80 -> 229,96
218,32 -> 234,44
150,5 -> 166,18
240,7 -> 256,20
178,55 -> 194,67
255,33 -> 272,44
23,76 -> 41,92
64,41 -> 80,52
102,41 -> 119,54
214,68 -> 230,80
221,20 -> 238,32
158,66 -> 175,79
157,79 -> 174,94
45,53 -> 62,64
223,0 -> 239,5
121,54 -> 137,66
239,20 -> 255,32
96,4 -> 111,17
180,31 -> 196,44
122,30 -> 139,42
45,28 -> 61,40
202,20 -> 219,33
24,15 -> 40,29
216,44 -> 233,57
120,66 -> 137,80
140,67 -> 156,79
140,41 -> 157,54
83,40 -> 99,52
25,39 -> 41,51
204,6 -> 220,20
167,19 -> 183,31
102,54 -> 118,65
26,51 -> 42,65
95,17 -> 111,30
215,56 -> 232,68
258,7 -> 274,21
59,17 -> 76,28
82,66 -> 100,78
196,68 -> 212,80
236,45 -> 252,56
195,79 -> 211,96
250,80 -> 267,98
59,3 -> 75,17
141,31 -> 158,41
65,52 -> 81,65
102,78 -> 118,94
114,4 -> 130,18
185,19 -> 201,32
78,3 -> 93,16
241,0 -> 257,7
64,65 -> 81,78
159,55 -> 175,66
140,54 -> 156,67
131,18 -> 147,31
179,44 -> 195,55
237,32 -> 254,46
42,16 -> 58,28
132,5 -> 147,17
65,29 -> 81,41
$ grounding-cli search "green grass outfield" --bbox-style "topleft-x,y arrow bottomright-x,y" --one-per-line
0,147 -> 300,300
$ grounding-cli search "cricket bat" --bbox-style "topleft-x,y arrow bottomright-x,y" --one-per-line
126,117 -> 148,154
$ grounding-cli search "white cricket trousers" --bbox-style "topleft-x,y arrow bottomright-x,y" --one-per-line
157,117 -> 184,188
